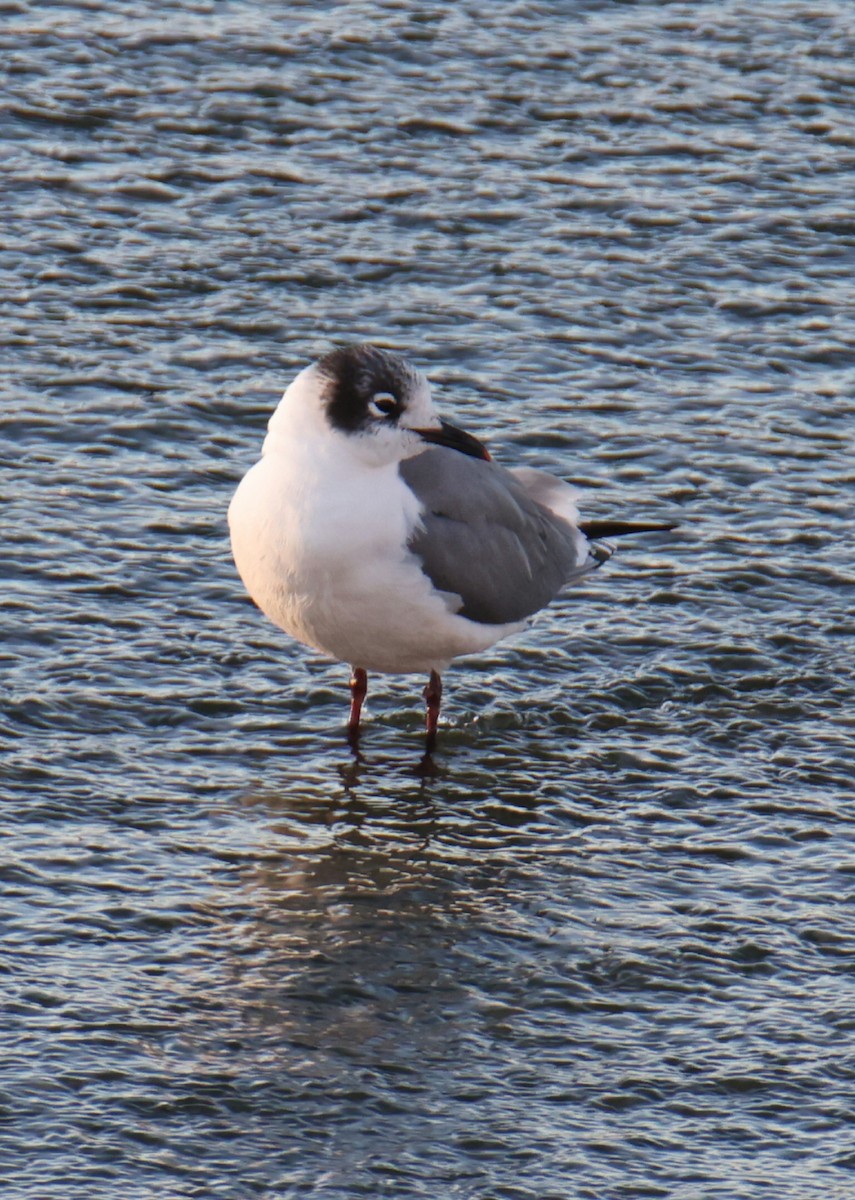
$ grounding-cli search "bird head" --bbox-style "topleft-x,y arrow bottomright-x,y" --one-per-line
266,344 -> 489,467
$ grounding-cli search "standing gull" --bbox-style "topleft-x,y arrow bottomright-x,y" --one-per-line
228,344 -> 675,754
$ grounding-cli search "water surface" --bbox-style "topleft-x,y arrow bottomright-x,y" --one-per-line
3,2 -> 855,1197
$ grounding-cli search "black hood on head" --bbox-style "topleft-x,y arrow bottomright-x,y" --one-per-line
318,344 -> 419,434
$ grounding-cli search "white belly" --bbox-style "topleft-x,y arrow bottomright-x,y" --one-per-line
228,449 -> 522,674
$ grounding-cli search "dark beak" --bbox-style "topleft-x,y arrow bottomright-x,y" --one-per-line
413,419 -> 491,462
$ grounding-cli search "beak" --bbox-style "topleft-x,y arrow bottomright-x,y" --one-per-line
412,419 -> 492,462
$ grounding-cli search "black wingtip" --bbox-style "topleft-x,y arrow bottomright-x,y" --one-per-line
579,520 -> 679,540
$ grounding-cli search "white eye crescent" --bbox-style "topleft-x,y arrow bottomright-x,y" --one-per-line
368,393 -> 398,419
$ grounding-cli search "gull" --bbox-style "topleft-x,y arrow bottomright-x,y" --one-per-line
228,344 -> 675,755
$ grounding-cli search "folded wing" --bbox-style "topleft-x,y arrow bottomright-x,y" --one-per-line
399,447 -> 596,626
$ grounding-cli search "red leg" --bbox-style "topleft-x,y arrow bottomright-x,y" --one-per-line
348,667 -> 367,741
424,670 -> 442,755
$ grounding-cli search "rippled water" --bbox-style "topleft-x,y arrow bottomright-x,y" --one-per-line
4,1 -> 855,1196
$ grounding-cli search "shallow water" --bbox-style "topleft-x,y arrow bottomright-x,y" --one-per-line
3,1 -> 855,1197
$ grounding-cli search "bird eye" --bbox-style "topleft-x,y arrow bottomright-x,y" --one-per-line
368,393 -> 398,419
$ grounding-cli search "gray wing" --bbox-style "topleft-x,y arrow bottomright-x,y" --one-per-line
399,447 -> 594,626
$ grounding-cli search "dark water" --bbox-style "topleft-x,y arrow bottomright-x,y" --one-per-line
3,1 -> 855,1196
